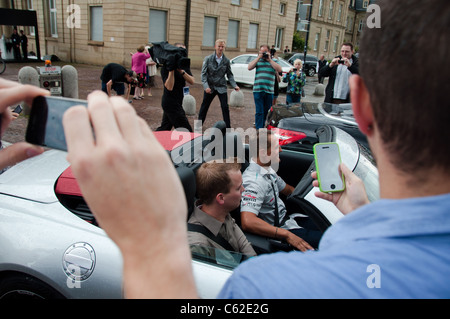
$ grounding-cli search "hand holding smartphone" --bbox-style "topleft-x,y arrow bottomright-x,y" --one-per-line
26,96 -> 88,151
314,142 -> 345,193
13,105 -> 23,114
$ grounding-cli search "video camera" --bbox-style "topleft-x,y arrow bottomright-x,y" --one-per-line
149,42 -> 191,71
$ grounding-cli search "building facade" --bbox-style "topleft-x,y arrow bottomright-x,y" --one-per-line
1,0 -> 298,68
296,0 -> 374,60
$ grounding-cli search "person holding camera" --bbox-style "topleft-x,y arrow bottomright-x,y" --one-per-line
248,45 -> 283,129
319,43 -> 359,104
283,59 -> 306,105
156,43 -> 195,132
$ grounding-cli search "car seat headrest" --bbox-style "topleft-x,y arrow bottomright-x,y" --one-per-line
175,166 -> 196,218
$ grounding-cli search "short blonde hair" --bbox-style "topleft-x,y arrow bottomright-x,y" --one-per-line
216,39 -> 226,46
294,59 -> 303,67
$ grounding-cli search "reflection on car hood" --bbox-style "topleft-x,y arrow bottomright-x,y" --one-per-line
0,149 -> 70,203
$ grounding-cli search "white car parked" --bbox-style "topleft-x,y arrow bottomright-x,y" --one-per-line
229,54 -> 294,89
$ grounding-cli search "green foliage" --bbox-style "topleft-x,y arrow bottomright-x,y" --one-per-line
292,31 -> 306,52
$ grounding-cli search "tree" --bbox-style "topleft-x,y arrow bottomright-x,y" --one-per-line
292,31 -> 306,52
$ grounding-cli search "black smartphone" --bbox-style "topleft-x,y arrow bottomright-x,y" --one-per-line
13,105 -> 23,114
26,96 -> 88,151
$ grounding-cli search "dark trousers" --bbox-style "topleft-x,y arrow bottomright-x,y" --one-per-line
198,91 -> 231,128
289,217 -> 323,249
156,99 -> 192,132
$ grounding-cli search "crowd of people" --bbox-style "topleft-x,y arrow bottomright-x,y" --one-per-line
1,0 -> 449,299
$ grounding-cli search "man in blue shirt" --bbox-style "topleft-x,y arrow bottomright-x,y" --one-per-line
218,0 -> 450,298
57,0 -> 450,298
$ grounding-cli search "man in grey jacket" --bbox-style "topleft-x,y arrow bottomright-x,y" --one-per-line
198,39 -> 240,129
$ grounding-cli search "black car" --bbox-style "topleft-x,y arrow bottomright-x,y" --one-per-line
286,53 -> 319,77
267,102 -> 370,152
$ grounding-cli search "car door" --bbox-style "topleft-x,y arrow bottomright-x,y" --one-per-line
230,55 -> 252,84
241,55 -> 257,85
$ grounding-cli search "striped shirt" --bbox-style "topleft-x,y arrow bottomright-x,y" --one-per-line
253,59 -> 278,94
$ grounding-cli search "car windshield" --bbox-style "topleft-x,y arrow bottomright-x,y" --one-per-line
319,102 -> 357,126
354,143 -> 380,202
335,127 -> 379,203
275,58 -> 293,68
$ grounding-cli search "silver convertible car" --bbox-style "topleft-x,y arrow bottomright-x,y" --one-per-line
0,125 -> 379,299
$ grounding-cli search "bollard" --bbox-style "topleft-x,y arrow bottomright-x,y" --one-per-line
18,66 -> 40,115
18,64 -> 80,115
183,94 -> 196,116
229,90 -> 244,107
314,83 -> 325,96
62,65 -> 79,99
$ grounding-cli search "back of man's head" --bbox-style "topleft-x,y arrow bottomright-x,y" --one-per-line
360,0 -> 449,176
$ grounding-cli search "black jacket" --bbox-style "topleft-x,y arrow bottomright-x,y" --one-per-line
319,55 -> 359,103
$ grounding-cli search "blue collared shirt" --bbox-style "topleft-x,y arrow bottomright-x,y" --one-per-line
219,193 -> 450,298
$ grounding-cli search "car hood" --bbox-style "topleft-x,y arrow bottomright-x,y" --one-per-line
0,149 -> 70,203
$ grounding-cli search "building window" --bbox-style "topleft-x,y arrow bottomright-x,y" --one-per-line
275,28 -> 284,49
333,35 -> 339,52
337,3 -> 343,22
247,23 -> 259,49
27,0 -> 35,35
203,16 -> 217,47
318,0 -> 324,17
227,20 -> 240,48
314,33 -> 320,51
279,3 -> 286,16
328,1 -> 334,20
347,16 -> 354,32
149,10 -> 167,43
252,0 -> 261,10
358,19 -> 364,32
231,0 -> 241,5
49,0 -> 58,37
363,1 -> 369,8
324,30 -> 330,51
90,6 -> 103,42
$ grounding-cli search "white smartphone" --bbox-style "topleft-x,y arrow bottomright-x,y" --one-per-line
313,142 -> 345,193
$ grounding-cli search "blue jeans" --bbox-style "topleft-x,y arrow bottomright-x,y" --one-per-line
101,81 -> 125,96
286,93 -> 301,105
253,91 -> 273,129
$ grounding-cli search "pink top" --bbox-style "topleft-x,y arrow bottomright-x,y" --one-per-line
132,52 -> 151,74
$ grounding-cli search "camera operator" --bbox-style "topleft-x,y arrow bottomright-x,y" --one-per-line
248,45 -> 282,129
319,43 -> 359,104
156,43 -> 195,132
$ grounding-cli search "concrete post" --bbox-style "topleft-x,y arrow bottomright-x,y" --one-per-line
62,65 -> 79,99
18,66 -> 40,115
183,94 -> 196,115
314,83 -> 325,96
229,90 -> 244,107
